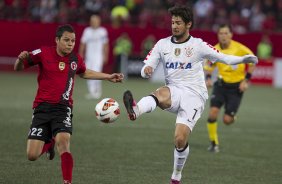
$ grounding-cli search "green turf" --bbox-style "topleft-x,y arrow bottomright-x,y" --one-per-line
0,72 -> 281,184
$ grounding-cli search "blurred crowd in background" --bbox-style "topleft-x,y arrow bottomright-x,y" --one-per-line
1,0 -> 282,33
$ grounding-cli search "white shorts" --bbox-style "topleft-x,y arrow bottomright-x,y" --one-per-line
165,85 -> 206,131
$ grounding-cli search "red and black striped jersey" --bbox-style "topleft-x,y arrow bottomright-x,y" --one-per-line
23,46 -> 86,108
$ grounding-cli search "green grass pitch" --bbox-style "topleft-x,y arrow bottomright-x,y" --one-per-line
0,72 -> 281,184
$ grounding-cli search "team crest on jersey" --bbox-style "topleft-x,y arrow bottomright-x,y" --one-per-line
59,62 -> 65,70
174,48 -> 181,56
71,61 -> 77,70
185,47 -> 193,57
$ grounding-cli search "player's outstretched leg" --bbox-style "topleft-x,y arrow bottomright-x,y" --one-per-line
46,138 -> 55,160
123,90 -> 137,120
123,90 -> 158,121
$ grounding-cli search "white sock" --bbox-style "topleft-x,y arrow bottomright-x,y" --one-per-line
135,96 -> 157,118
171,145 -> 190,181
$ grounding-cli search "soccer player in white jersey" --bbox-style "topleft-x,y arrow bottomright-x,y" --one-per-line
123,5 -> 258,184
79,14 -> 109,99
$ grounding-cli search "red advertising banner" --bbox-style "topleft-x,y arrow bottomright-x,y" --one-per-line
251,60 -> 273,85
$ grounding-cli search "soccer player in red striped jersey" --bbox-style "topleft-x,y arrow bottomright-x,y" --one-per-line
14,24 -> 123,184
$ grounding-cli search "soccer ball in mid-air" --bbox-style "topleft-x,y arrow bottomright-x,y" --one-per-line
95,98 -> 120,123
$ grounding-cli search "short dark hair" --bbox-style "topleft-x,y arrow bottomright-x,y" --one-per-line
168,5 -> 194,29
56,24 -> 75,39
218,24 -> 233,33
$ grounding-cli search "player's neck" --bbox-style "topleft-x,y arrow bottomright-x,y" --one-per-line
220,42 -> 230,50
56,48 -> 68,57
173,33 -> 190,43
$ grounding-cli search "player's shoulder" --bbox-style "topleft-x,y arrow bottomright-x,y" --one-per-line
231,40 -> 253,53
99,26 -> 108,32
189,36 -> 205,45
157,36 -> 172,44
189,36 -> 203,42
84,26 -> 92,32
82,27 -> 93,35
231,40 -> 245,47
231,40 -> 249,49
31,46 -> 51,55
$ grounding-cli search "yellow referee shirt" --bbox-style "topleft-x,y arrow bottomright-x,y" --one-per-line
205,40 -> 254,83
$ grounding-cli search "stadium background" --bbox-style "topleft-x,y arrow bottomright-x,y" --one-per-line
1,0 -> 282,86
0,0 -> 282,184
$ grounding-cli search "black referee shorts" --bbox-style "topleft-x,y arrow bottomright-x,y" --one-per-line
210,80 -> 243,117
28,103 -> 73,142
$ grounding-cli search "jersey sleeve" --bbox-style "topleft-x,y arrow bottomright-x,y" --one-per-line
200,41 -> 250,65
143,40 -> 161,69
76,55 -> 86,74
23,48 -> 42,69
200,41 -> 224,63
239,44 -> 255,66
102,28 -> 109,44
80,28 -> 88,44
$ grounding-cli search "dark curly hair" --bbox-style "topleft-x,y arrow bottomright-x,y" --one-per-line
168,5 -> 194,29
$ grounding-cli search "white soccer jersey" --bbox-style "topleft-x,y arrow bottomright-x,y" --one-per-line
144,35 -> 230,100
80,27 -> 108,66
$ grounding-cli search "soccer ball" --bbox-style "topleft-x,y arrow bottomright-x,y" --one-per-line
95,98 -> 120,123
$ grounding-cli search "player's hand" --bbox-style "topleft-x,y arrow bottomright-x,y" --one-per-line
144,66 -> 153,78
239,80 -> 249,92
17,51 -> 29,62
206,78 -> 213,88
108,73 -> 124,83
242,55 -> 258,64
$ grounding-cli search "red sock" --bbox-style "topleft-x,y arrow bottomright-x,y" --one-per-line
61,152 -> 73,183
40,139 -> 55,155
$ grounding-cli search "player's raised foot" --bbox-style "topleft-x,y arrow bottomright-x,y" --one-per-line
170,179 -> 181,184
207,141 -> 220,153
46,139 -> 55,160
63,180 -> 71,184
123,90 -> 137,121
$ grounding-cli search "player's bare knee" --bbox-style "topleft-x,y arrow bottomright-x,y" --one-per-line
174,135 -> 187,148
153,87 -> 170,109
27,151 -> 39,161
223,116 -> 234,125
55,132 -> 71,154
56,140 -> 70,154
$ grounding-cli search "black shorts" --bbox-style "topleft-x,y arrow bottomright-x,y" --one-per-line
28,103 -> 73,142
210,81 -> 243,116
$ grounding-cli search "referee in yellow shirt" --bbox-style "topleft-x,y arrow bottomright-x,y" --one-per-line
204,24 -> 256,153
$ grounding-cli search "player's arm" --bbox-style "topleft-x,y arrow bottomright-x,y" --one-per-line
202,42 -> 258,65
103,42 -> 109,64
241,45 -> 256,82
79,69 -> 124,83
216,54 -> 258,65
141,40 -> 162,78
14,51 -> 29,71
239,64 -> 256,92
236,45 -> 256,92
78,42 -> 86,58
203,59 -> 215,88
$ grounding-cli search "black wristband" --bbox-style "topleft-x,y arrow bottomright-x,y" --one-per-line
206,74 -> 212,80
245,73 -> 252,80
